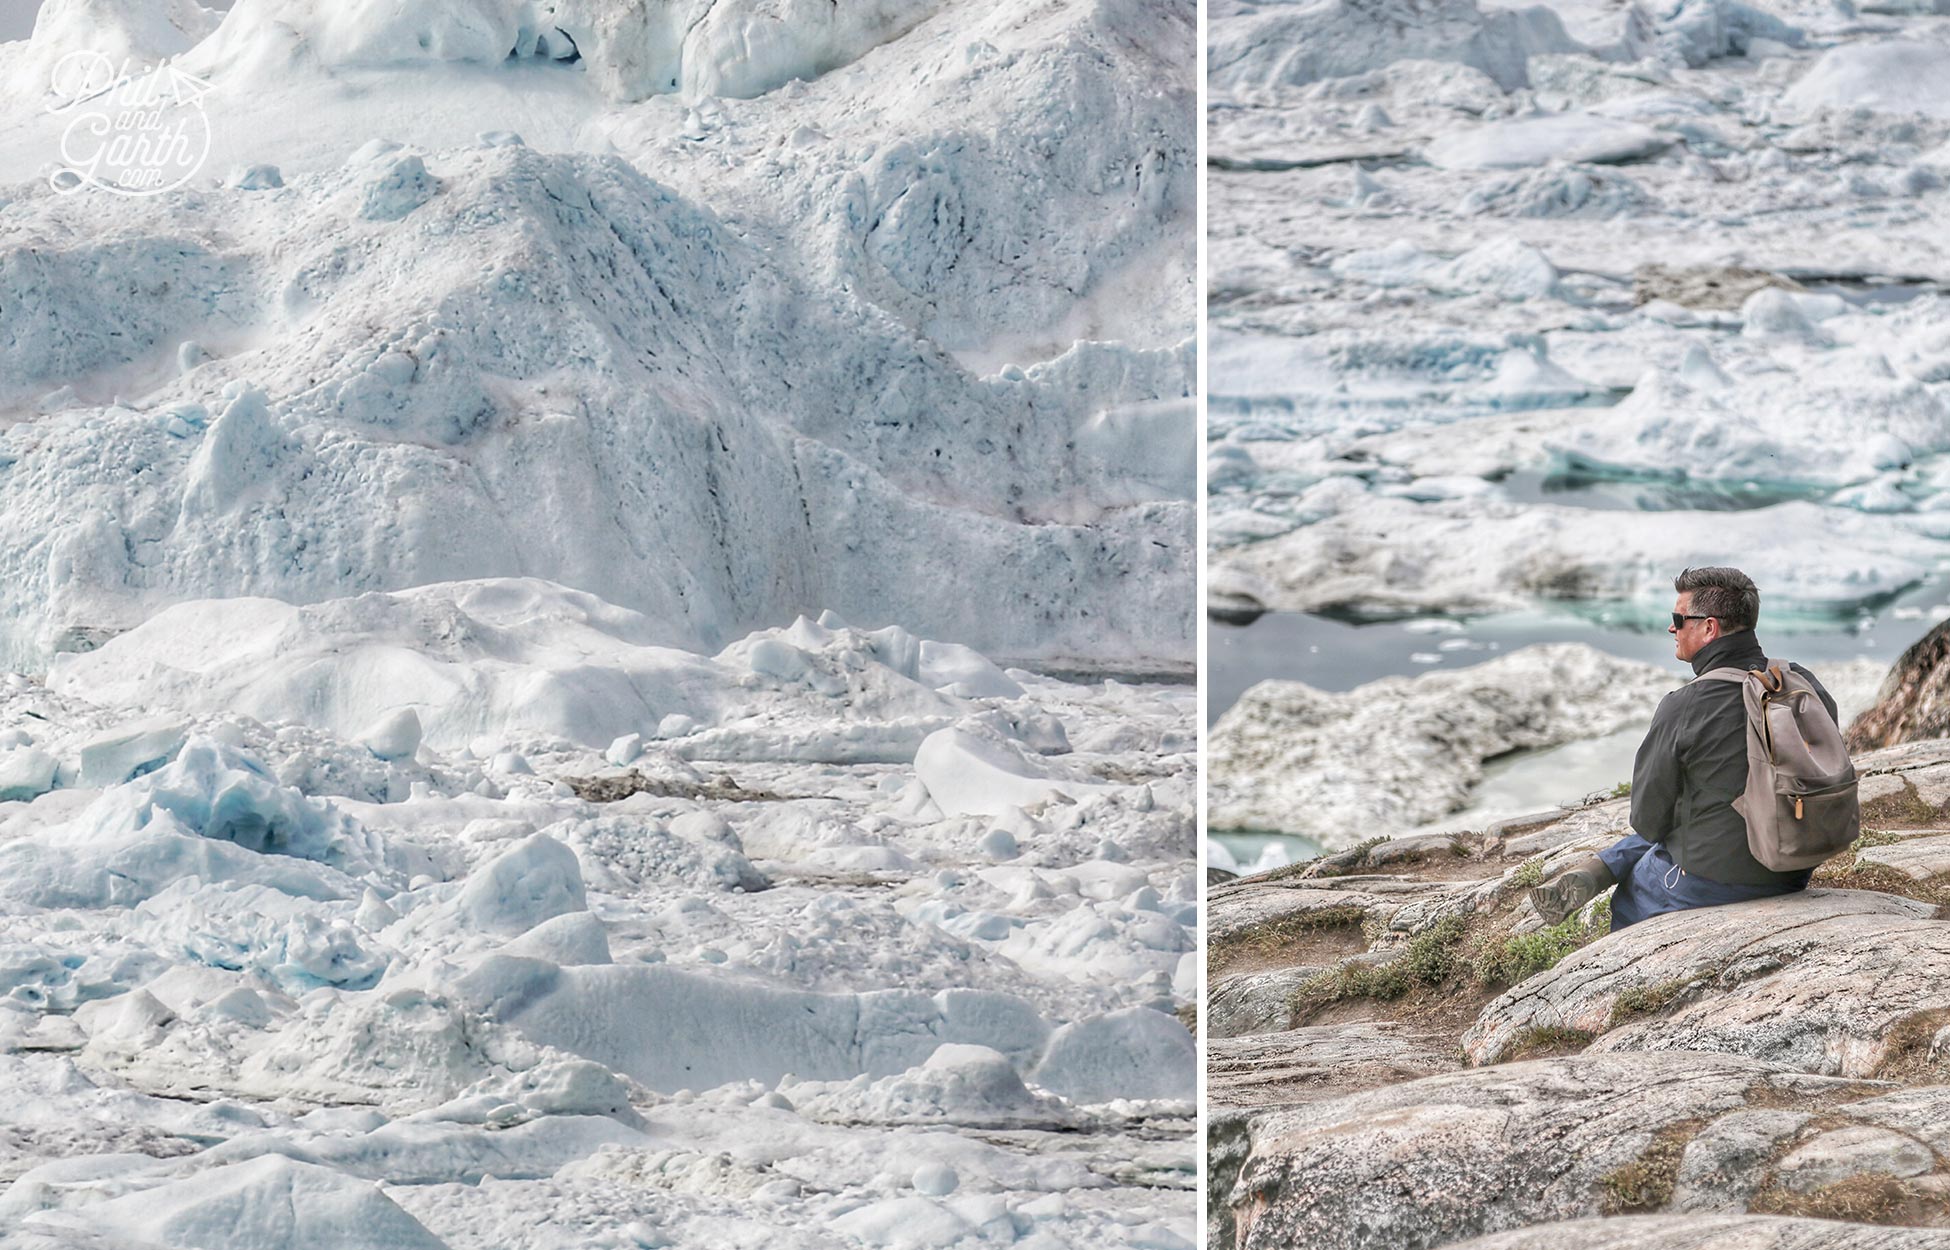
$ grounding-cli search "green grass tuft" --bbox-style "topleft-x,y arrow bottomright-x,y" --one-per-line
1287,913 -> 1471,1017
1473,909 -> 1608,989
1610,979 -> 1689,1026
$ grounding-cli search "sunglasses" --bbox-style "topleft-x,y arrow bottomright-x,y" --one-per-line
1671,613 -> 1714,630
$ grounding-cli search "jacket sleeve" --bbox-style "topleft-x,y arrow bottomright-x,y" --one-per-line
1631,689 -> 1685,843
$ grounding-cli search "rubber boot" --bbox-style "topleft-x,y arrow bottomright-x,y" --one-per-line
1529,854 -> 1616,926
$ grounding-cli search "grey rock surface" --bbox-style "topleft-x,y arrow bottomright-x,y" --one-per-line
1858,834 -> 1950,881
1670,1110 -> 1809,1213
1838,1085 -> 1950,1155
1773,1125 -> 1934,1192
1208,1021 -> 1458,1109
1209,966 -> 1326,1038
1206,882 -> 1383,949
1227,1052 -> 1850,1250
1210,872 -> 1488,949
1463,891 -> 1944,1075
1448,1214 -> 1950,1249
1368,833 -> 1467,866
1499,799 -> 1631,855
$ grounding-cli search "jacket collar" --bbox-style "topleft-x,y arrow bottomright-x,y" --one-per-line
1690,630 -> 1765,677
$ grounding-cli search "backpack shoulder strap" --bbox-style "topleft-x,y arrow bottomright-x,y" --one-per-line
1696,665 -> 1754,686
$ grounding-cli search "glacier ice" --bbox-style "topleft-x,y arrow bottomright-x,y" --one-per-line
0,584 -> 1194,1245
0,6 -> 1193,673
0,0 -> 1194,1241
36,1154 -> 450,1250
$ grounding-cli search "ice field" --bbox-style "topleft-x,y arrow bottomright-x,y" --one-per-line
0,0 -> 1197,1246
1210,0 -> 1950,628
1206,0 -> 1950,859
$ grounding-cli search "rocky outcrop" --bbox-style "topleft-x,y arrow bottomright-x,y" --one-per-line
1228,1052 -> 1892,1250
1209,873 -> 1495,951
1208,1021 -> 1458,1108
1849,618 -> 1950,752
1210,966 -> 1329,1038
1462,891 -> 1947,1074
1230,1052 -> 1950,1250
1209,737 -> 1950,1250
1450,1215 -> 1950,1249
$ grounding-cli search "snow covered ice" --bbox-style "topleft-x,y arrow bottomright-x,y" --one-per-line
0,0 -> 1195,1246
1208,0 -> 1950,629
0,588 -> 1197,1248
0,0 -> 1194,673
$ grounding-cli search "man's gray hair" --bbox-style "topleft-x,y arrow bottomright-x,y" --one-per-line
1675,566 -> 1759,632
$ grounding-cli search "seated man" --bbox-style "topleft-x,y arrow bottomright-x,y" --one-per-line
1531,566 -> 1838,930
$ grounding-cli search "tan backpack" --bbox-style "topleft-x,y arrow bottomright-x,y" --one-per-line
1698,662 -> 1859,871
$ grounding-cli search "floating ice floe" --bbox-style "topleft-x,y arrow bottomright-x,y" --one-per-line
1425,112 -> 1674,170
1214,495 -> 1943,620
1208,0 -> 1581,94
1782,40 -> 1950,120
1546,360 -> 1950,491
1208,643 -> 1674,843
26,1154 -> 450,1250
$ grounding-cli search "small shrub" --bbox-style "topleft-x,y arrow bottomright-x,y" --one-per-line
1599,1126 -> 1693,1215
1473,912 -> 1605,989
1509,859 -> 1545,889
1812,855 -> 1950,908
1286,913 -> 1471,1017
1609,781 -> 1632,798
1502,1025 -> 1595,1060
1610,980 -> 1688,1025
1288,961 -> 1409,1016
1211,906 -> 1366,964
1859,781 -> 1937,827
1750,1174 -> 1923,1224
1873,1006 -> 1950,1078
1399,913 -> 1469,984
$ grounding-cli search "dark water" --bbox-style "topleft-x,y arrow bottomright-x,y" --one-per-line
1209,581 -> 1949,725
1207,592 -> 1944,873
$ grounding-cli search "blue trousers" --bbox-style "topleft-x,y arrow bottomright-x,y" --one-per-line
1597,834 -> 1810,930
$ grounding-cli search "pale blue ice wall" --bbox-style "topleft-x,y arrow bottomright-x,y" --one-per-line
0,0 -> 235,42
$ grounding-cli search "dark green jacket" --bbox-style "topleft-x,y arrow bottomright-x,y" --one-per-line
1630,631 -> 1835,887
